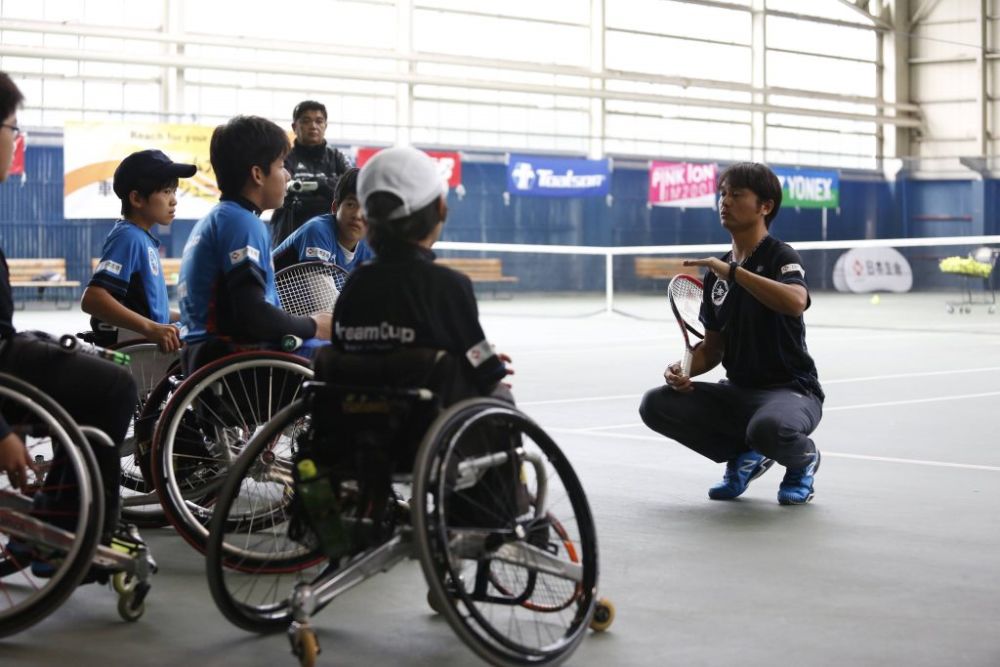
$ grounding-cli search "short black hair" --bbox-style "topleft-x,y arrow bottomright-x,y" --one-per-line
365,192 -> 441,253
210,115 -> 289,198
292,100 -> 327,122
0,71 -> 24,121
120,176 -> 179,217
718,162 -> 783,228
333,167 -> 359,205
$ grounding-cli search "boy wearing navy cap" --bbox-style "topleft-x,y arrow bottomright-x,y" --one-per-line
81,149 -> 196,352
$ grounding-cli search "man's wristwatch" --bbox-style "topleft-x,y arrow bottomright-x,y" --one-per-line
728,260 -> 738,284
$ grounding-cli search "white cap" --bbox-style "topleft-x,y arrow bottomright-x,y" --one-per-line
357,146 -> 447,221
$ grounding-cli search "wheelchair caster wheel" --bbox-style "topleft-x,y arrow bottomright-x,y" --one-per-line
292,627 -> 319,667
590,598 -> 615,632
112,571 -> 137,595
117,592 -> 145,622
427,589 -> 443,615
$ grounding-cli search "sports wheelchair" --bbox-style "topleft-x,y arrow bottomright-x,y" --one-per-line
204,348 -> 614,667
123,261 -> 348,550
0,373 -> 157,637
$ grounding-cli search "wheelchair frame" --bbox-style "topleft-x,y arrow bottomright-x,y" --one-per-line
204,381 -> 613,667
0,373 -> 156,636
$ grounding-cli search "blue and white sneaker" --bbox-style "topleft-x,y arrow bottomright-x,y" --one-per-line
708,450 -> 775,500
777,450 -> 822,505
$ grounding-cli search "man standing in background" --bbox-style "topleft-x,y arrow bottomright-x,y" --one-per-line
270,100 -> 352,246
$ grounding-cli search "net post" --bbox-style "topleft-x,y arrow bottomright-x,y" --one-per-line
605,251 -> 614,314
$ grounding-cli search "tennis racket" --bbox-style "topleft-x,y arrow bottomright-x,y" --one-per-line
274,260 -> 350,316
667,274 -> 705,377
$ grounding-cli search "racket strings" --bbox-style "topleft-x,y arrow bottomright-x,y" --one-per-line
669,280 -> 704,336
275,263 -> 348,316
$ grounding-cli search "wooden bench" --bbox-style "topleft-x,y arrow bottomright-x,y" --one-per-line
8,258 -> 82,308
436,258 -> 518,297
91,257 -> 183,286
634,257 -> 697,281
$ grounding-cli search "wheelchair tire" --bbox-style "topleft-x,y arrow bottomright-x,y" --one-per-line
152,351 -> 313,554
0,373 -> 104,638
110,341 -> 180,497
112,341 -> 181,529
206,398 -> 327,634
412,398 -> 599,667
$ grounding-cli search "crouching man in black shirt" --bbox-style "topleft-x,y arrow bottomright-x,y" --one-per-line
639,162 -> 824,505
332,146 -> 510,400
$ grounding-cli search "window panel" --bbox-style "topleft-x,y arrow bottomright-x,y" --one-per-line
766,15 -> 876,61
766,50 -> 876,96
417,0 -> 589,25
413,10 -> 589,66
606,0 -> 751,45
606,31 -> 751,83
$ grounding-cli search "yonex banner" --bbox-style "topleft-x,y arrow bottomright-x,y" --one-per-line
507,155 -> 611,198
357,147 -> 462,188
649,161 -> 717,208
773,168 -> 839,209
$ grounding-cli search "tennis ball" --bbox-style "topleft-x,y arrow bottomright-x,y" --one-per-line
870,294 -> 880,305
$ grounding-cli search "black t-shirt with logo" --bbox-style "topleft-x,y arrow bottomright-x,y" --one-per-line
700,235 -> 824,401
332,243 -> 506,393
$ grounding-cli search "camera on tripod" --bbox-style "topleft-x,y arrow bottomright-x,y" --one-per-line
287,179 -> 319,193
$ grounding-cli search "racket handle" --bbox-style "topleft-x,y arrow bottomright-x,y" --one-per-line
680,348 -> 693,378
58,334 -> 131,365
281,335 -> 303,352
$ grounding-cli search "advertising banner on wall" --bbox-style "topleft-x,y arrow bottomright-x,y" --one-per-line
773,167 -> 839,209
832,247 -> 913,293
356,147 -> 462,188
648,161 -> 717,207
506,154 -> 611,198
63,120 -> 219,219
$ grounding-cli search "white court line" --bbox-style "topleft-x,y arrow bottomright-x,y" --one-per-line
510,330 -> 956,356
547,428 -> 1000,472
519,367 -> 1000,407
825,390 -> 1000,411
823,366 -> 1000,385
545,390 -> 1000,430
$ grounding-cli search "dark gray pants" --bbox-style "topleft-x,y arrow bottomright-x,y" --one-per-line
639,380 -> 822,469
1,333 -> 137,540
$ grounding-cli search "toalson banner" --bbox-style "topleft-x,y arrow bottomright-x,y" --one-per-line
773,167 -> 839,209
506,154 -> 611,198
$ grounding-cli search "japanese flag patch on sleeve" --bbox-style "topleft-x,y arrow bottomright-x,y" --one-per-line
229,245 -> 261,266
96,259 -> 123,275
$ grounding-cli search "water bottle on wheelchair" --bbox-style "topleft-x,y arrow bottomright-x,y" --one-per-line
204,348 -> 614,666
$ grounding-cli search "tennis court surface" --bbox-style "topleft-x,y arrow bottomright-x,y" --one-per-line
3,292 -> 998,667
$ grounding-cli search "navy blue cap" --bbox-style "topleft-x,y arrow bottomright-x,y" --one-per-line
113,149 -> 197,199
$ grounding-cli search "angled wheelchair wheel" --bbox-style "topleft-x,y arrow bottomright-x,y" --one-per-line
0,373 -> 104,638
112,342 -> 180,528
205,398 -> 327,634
111,341 -> 180,493
152,351 -> 313,554
413,398 -> 599,667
